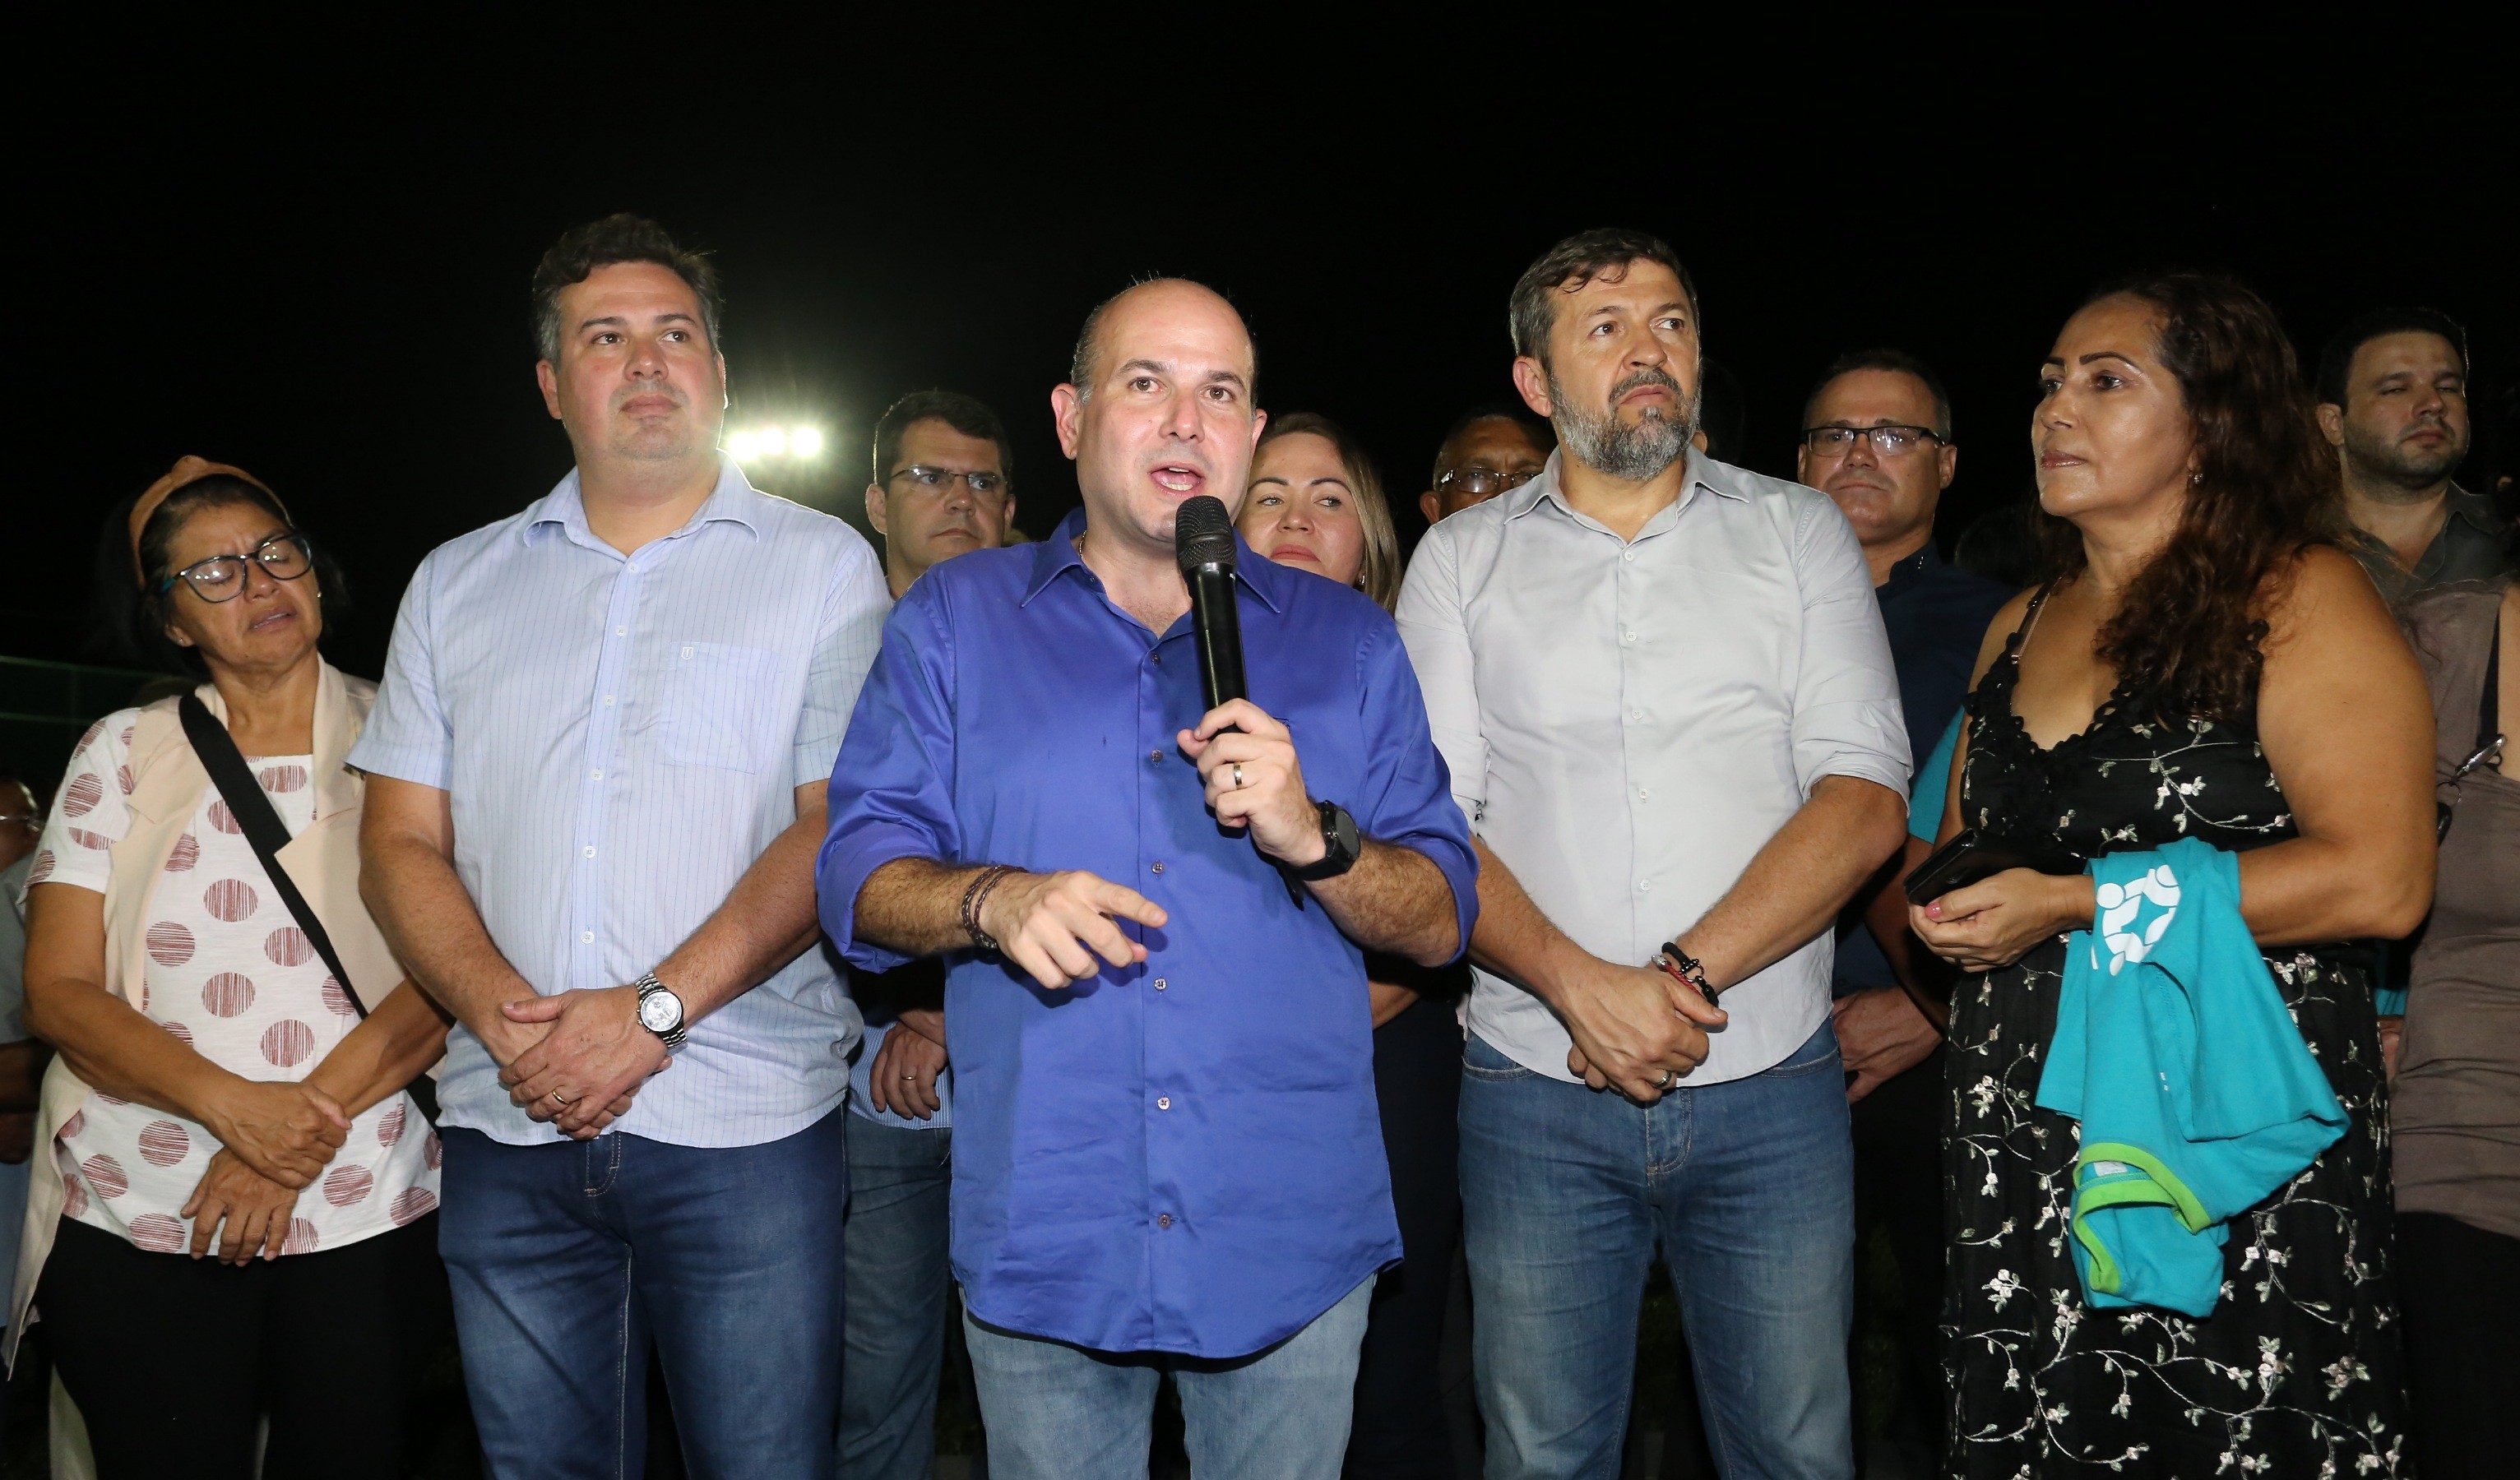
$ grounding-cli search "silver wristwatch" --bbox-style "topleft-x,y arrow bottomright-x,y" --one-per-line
633,972 -> 688,1051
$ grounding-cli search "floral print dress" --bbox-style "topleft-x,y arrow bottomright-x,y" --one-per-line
1943,590 -> 2408,1478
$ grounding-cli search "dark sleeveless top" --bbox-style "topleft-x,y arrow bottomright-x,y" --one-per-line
1942,586 -> 2409,1478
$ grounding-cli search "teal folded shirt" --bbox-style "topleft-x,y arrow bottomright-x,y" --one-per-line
2033,839 -> 2346,1317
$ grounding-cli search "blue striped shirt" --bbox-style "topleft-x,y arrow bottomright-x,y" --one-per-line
350,457 -> 889,1148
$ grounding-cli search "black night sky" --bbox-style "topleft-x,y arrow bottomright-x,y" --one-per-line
20,64 -> 2513,696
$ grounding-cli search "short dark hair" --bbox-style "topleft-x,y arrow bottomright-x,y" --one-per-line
1508,228 -> 1699,368
2315,307 -> 2469,408
96,474 -> 351,675
1803,349 -> 1954,441
530,214 -> 723,363
871,391 -> 1016,487
1431,403 -> 1555,483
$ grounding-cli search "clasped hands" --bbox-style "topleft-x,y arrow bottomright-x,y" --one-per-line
185,1077 -> 354,1265
1907,867 -> 2096,974
975,700 -> 1318,993
1559,954 -> 1727,1106
494,985 -> 670,1140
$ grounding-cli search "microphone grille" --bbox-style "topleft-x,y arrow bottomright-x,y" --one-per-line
1173,495 -> 1237,575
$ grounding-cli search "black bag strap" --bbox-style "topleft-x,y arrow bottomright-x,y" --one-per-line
2479,612 -> 2501,759
177,696 -> 362,1017
176,696 -> 438,1123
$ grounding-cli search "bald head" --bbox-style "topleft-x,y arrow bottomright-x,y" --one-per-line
1068,278 -> 1256,405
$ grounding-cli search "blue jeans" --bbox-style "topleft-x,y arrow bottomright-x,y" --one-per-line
838,1114 -> 952,1480
965,1275 -> 1376,1480
1460,1022 -> 1855,1480
438,1108 -> 849,1480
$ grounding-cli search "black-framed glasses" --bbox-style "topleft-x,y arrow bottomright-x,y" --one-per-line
157,533 -> 314,603
2435,733 -> 2505,841
1434,467 -> 1538,497
1800,424 -> 1945,458
891,465 -> 1008,497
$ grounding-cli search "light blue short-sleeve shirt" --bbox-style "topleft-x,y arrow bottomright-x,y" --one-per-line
350,456 -> 889,1148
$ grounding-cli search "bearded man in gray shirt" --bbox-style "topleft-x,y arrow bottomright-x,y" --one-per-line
1397,229 -> 1909,1480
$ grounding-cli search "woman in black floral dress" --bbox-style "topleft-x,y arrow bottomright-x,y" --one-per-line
1909,276 -> 2437,1477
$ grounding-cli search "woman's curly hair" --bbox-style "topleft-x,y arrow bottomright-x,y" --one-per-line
2034,272 -> 2345,721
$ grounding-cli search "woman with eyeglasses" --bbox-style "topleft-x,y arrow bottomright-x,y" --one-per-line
12,458 -> 449,1478
1238,414 -> 1459,1476
2393,553 -> 2516,1478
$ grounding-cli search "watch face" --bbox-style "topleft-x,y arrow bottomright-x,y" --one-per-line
639,991 -> 682,1032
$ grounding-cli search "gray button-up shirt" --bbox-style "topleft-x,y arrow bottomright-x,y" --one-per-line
2346,483 -> 2516,603
1396,451 -> 1908,1085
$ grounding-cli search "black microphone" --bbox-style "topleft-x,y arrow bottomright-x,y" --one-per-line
1174,494 -> 1246,713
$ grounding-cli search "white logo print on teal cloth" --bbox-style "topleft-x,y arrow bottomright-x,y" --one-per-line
2092,863 -> 2180,976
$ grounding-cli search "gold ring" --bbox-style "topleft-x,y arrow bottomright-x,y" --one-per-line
550,1090 -> 572,1105
1232,763 -> 1247,789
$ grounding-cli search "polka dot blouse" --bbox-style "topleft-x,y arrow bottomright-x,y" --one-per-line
29,710 -> 439,1256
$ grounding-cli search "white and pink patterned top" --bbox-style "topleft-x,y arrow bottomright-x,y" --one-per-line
25,709 -> 439,1256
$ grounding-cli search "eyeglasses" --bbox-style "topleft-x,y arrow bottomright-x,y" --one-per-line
1799,424 -> 1945,458
891,465 -> 1008,497
157,533 -> 315,603
1434,468 -> 1539,497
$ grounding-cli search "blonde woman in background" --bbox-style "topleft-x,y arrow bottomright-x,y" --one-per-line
1239,413 -> 1459,1477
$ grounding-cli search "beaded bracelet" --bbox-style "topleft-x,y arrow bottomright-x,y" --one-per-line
961,864 -> 1020,953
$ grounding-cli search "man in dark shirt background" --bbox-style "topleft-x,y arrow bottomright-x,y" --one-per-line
1795,349 -> 2010,1473
2318,308 -> 2508,602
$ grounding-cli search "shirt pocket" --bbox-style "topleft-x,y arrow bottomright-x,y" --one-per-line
659,641 -> 783,773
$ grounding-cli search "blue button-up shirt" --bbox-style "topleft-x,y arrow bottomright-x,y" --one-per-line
351,457 -> 889,1148
818,509 -> 1477,1358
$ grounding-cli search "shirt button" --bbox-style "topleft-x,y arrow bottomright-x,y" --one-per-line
603,695 -> 616,706
1156,1097 -> 1172,1110
614,626 -> 628,636
1638,879 -> 1653,892
1622,630 -> 1638,644
1623,549 -> 1637,562
581,931 -> 595,943
1151,862 -> 1165,875
583,846 -> 596,858
1638,788 -> 1651,802
1153,978 -> 1168,991
1148,750 -> 1164,765
1157,1214 -> 1174,1229
627,563 -> 640,574
1630,708 -> 1647,721
681,645 -> 694,659
590,769 -> 603,780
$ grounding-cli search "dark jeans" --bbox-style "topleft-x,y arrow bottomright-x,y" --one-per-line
2399,1210 -> 2519,1479
39,1214 -> 443,1479
1849,1042 -> 1944,1472
438,1108 -> 849,1480
840,1113 -> 953,1480
1349,994 -> 1463,1478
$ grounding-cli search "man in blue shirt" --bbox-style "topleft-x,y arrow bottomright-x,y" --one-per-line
819,278 -> 1476,1480
1796,349 -> 2011,1473
356,216 -> 888,1479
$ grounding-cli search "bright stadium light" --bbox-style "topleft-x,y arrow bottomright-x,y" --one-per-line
724,423 -> 827,463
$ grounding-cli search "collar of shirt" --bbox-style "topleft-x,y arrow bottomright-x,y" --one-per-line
1876,540 -> 1947,602
1023,506 -> 1294,617
519,453 -> 767,557
1499,447 -> 1749,539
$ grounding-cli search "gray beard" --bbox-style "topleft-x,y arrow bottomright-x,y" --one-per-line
1549,370 -> 1698,483
2342,423 -> 2466,497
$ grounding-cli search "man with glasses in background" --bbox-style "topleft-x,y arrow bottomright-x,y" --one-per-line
1420,405 -> 1554,528
864,391 -> 1021,600
1795,349 -> 2009,1473
842,388 -> 1018,1479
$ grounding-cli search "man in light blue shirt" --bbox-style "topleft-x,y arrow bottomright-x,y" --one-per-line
353,215 -> 887,1480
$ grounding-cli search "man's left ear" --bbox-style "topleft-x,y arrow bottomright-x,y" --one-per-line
1939,442 -> 1958,491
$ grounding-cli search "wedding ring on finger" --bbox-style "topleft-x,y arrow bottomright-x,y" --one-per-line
550,1089 -> 572,1106
1656,1069 -> 1676,1090
1231,762 -> 1248,790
